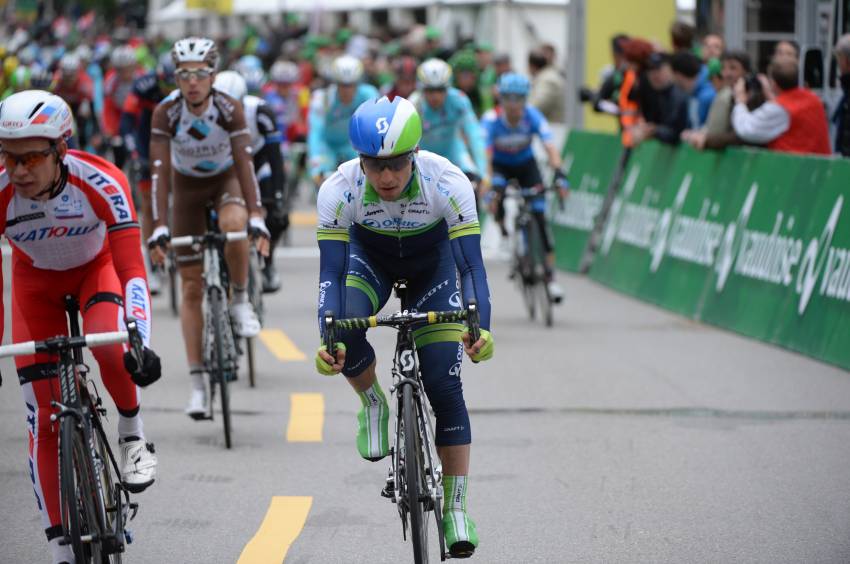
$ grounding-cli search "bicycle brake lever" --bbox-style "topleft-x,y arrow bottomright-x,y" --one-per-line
466,299 -> 481,346
323,310 -> 336,357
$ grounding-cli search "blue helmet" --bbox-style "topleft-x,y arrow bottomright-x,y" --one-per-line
349,96 -> 422,157
498,72 -> 530,96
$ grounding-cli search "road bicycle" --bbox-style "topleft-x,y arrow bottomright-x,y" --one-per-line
0,297 -> 144,563
170,229 -> 246,449
323,288 -> 480,563
503,182 -> 562,328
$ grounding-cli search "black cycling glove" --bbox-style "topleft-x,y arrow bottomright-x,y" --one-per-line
123,347 -> 162,387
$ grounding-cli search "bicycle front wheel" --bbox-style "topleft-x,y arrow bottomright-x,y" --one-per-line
89,400 -> 125,563
246,249 -> 264,387
402,384 -> 429,564
60,416 -> 106,563
168,255 -> 179,318
208,288 -> 233,449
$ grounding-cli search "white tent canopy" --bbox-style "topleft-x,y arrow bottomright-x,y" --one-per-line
152,0 -> 566,22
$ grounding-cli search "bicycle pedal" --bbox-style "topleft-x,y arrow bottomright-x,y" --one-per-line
124,528 -> 134,545
381,479 -> 395,499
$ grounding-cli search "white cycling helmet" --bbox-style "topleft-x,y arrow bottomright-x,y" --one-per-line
110,45 -> 137,68
269,60 -> 300,84
417,58 -> 452,88
214,70 -> 247,100
75,44 -> 93,64
0,90 -> 74,140
331,55 -> 363,85
59,53 -> 81,74
171,37 -> 219,69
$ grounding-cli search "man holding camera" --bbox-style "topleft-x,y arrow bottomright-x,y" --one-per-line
730,57 -> 830,155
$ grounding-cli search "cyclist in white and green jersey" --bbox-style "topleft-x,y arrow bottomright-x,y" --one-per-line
315,96 -> 494,558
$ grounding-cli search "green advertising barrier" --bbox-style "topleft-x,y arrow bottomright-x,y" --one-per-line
586,140 -> 850,370
551,130 -> 622,271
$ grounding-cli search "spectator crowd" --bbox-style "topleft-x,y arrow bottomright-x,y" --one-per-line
587,20 -> 850,158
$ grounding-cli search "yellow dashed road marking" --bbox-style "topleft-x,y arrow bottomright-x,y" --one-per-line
237,496 -> 313,563
287,393 -> 325,442
259,329 -> 306,361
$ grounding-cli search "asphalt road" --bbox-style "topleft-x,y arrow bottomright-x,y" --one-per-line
1,217 -> 849,564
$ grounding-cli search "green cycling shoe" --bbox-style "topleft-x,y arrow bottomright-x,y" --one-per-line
442,475 -> 478,558
442,509 -> 479,558
356,383 -> 389,461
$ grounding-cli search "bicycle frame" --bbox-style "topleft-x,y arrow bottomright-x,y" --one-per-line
388,290 -> 443,519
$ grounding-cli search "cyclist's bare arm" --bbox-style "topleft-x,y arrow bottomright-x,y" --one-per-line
149,106 -> 173,264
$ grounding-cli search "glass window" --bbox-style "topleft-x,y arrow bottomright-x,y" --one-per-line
745,39 -> 794,72
746,0 -> 796,33
696,0 -> 725,36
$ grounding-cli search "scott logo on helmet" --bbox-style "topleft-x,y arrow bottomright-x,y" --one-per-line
375,117 -> 389,134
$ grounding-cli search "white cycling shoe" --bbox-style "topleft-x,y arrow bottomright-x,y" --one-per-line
547,281 -> 564,304
185,387 -> 209,420
119,437 -> 157,493
231,301 -> 261,337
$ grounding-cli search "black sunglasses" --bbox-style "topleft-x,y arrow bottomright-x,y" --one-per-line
360,152 -> 414,173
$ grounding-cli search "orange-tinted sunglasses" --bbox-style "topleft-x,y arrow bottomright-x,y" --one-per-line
0,147 -> 55,170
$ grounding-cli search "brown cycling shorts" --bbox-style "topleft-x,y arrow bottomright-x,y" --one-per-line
172,167 -> 246,265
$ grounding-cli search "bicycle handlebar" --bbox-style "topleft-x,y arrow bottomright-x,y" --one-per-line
170,231 -> 248,248
323,299 -> 481,358
0,330 -> 129,359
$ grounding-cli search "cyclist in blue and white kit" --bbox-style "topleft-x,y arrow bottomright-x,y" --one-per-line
315,96 -> 494,558
481,72 -> 567,302
409,59 -> 490,197
307,56 -> 379,185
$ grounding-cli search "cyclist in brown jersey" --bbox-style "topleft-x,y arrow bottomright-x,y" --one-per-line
148,37 -> 270,418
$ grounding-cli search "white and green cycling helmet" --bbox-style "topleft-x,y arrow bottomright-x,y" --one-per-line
417,58 -> 452,89
349,96 -> 421,157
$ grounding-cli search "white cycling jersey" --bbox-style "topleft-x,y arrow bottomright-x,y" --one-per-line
316,150 -> 479,244
151,88 -> 250,178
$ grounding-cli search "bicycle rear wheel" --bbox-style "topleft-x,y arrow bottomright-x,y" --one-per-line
402,384 -> 429,564
208,288 -> 233,449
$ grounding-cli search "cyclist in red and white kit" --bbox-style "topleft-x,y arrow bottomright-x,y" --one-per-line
0,90 -> 161,564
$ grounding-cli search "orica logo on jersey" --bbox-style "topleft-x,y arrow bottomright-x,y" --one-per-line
363,218 -> 427,229
375,117 -> 389,134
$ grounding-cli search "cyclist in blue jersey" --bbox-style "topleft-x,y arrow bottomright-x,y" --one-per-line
481,72 -> 568,302
307,55 -> 380,185
315,96 -> 494,558
410,58 -> 490,201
